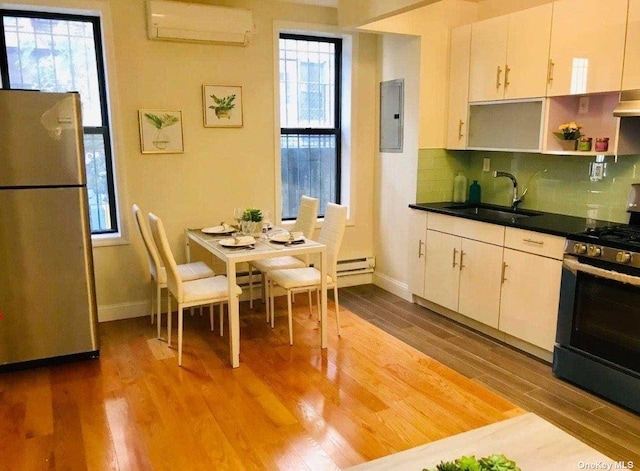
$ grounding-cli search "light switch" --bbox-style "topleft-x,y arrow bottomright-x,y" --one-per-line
579,96 -> 589,114
483,158 -> 491,172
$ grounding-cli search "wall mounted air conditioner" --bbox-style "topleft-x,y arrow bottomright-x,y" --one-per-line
146,0 -> 253,46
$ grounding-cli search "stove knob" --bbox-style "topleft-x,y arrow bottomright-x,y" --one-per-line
587,245 -> 602,257
573,243 -> 587,254
616,251 -> 632,263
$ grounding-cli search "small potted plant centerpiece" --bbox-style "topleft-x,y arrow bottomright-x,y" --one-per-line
241,208 -> 263,235
553,121 -> 582,151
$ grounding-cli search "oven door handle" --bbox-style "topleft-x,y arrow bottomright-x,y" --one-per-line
563,256 -> 640,287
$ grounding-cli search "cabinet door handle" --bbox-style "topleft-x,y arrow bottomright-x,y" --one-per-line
547,59 -> 555,85
496,65 -> 503,89
459,250 -> 465,270
452,248 -> 458,268
458,119 -> 464,139
501,261 -> 508,284
523,238 -> 544,246
504,64 -> 511,89
418,239 -> 425,258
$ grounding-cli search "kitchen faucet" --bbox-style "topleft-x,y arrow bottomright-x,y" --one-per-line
493,169 -> 548,210
493,171 -> 520,209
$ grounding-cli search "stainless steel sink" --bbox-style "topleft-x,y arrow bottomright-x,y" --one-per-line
444,204 -> 542,220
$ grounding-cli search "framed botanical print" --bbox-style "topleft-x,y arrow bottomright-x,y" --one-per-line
203,85 -> 243,128
139,110 -> 184,154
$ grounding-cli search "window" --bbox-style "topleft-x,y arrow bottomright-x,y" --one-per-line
0,10 -> 117,234
279,34 -> 341,219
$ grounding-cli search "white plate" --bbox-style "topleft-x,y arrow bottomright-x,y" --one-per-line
219,236 -> 255,248
270,232 -> 304,244
202,224 -> 236,235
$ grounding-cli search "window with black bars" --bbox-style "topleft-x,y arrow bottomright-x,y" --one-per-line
0,10 -> 117,234
279,33 -> 341,219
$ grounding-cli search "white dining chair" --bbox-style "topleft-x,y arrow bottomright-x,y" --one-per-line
266,203 -> 347,345
248,195 -> 319,320
148,212 -> 242,366
132,204 -> 215,339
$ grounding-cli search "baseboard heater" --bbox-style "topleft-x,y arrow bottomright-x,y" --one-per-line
336,256 -> 375,277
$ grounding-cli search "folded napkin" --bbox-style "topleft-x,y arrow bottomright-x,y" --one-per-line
232,236 -> 255,245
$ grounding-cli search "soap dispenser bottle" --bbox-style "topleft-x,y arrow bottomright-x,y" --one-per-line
453,173 -> 467,202
468,180 -> 482,203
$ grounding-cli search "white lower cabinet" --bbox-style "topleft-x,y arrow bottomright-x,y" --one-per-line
424,230 -> 461,312
499,228 -> 564,352
423,213 -> 505,329
410,212 -> 565,356
408,210 -> 428,298
458,238 -> 503,329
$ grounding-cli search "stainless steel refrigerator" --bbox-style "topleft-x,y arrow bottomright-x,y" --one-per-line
0,89 -> 99,370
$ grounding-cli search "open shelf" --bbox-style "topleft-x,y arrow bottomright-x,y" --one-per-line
543,92 -> 619,154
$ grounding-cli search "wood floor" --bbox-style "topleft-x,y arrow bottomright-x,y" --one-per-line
340,284 -> 640,465
0,284 -> 637,469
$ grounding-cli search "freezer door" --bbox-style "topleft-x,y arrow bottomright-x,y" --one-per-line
0,90 -> 86,187
0,187 -> 99,365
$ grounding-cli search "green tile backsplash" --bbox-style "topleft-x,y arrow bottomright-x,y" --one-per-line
417,149 -> 640,223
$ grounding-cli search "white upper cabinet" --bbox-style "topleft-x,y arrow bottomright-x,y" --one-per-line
469,14 -> 508,102
547,0 -> 628,96
623,0 -> 640,90
469,4 -> 552,102
504,4 -> 553,100
446,24 -> 471,150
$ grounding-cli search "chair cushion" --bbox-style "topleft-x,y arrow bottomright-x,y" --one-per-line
179,262 -> 215,281
251,256 -> 306,272
156,262 -> 214,285
182,275 -> 242,304
268,267 -> 334,290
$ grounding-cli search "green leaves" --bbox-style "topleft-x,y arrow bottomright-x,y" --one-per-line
242,208 -> 262,222
422,454 -> 520,471
478,454 -> 520,471
209,93 -> 236,111
144,113 -> 180,129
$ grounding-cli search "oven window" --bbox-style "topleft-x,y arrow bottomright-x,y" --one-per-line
573,272 -> 640,374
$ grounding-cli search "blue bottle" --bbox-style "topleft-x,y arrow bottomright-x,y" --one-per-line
468,180 -> 481,203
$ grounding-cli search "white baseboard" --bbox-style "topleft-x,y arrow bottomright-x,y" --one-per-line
372,272 -> 412,302
98,301 -> 149,323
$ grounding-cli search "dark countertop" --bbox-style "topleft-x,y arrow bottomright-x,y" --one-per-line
409,202 -> 621,237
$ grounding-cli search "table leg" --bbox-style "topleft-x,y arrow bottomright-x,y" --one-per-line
185,231 -> 192,263
227,261 -> 240,367
320,248 -> 327,349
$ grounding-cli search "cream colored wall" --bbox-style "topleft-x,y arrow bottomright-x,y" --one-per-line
13,0 -> 377,320
371,34 -> 421,298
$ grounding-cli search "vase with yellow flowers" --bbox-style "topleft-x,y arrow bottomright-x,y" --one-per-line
553,121 -> 582,151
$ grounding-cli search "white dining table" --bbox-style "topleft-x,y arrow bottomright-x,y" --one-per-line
185,229 -> 328,368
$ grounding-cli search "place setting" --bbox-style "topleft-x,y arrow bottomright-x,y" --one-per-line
268,230 -> 306,246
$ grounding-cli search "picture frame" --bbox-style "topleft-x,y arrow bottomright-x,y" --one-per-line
203,85 -> 243,128
138,110 -> 184,154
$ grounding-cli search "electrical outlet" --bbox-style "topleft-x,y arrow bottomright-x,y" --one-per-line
483,158 -> 491,172
579,96 -> 590,114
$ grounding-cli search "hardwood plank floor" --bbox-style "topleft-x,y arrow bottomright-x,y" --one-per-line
341,284 -> 640,465
0,284 -> 637,469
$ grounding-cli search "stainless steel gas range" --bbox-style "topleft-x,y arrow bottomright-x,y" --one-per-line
554,185 -> 640,414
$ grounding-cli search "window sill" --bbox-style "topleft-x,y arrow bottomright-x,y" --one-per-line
91,232 -> 129,247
